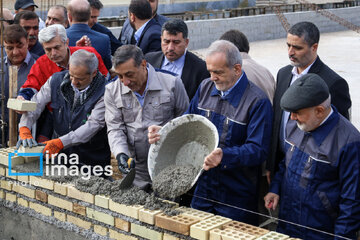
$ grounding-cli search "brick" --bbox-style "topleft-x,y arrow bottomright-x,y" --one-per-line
94,225 -> 108,236
13,184 -> 35,198
223,221 -> 269,238
95,195 -> 109,209
17,197 -> 29,207
256,231 -> 289,240
67,215 -> 92,230
0,152 -> 24,167
67,186 -> 94,204
5,168 -> 17,180
0,165 -> 5,176
73,203 -> 86,216
139,208 -> 162,225
209,228 -> 255,240
114,217 -> 130,232
0,190 -> 4,199
190,215 -> 232,240
18,175 -> 29,183
6,193 -> 17,202
109,199 -> 143,219
131,222 -> 163,240
24,156 -> 39,163
54,211 -> 66,222
177,206 -> 214,220
155,213 -> 199,235
18,145 -> 44,154
29,202 -> 52,216
35,189 -> 48,203
48,195 -> 73,211
54,182 -> 68,196
109,229 -> 137,240
7,98 -> 37,111
30,176 -> 54,190
163,233 -> 180,240
86,207 -> 114,226
1,180 -> 13,191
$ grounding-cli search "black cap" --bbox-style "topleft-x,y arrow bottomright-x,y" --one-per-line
15,0 -> 38,10
280,73 -> 329,112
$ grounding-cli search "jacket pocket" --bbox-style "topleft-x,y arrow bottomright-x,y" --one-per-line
116,97 -> 135,123
151,94 -> 173,121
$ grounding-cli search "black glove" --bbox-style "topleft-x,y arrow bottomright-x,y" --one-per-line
116,153 -> 135,174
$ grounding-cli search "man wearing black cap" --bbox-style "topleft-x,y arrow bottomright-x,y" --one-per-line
14,0 -> 45,30
264,73 -> 360,240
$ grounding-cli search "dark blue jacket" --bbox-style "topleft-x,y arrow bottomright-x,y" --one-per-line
270,108 -> 360,239
50,71 -> 111,168
66,23 -> 112,70
91,23 -> 122,55
187,74 -> 273,224
29,40 -> 44,57
136,18 -> 161,55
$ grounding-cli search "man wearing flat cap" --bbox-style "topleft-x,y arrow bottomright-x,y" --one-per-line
264,73 -> 360,240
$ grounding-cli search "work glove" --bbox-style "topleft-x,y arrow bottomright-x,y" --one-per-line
43,138 -> 64,157
116,153 -> 135,174
17,126 -> 38,149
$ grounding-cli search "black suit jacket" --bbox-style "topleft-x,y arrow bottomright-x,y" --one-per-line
145,51 -> 209,100
267,56 -> 351,176
136,19 -> 161,55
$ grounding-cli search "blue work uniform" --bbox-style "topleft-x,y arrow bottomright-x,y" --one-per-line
187,73 -> 273,225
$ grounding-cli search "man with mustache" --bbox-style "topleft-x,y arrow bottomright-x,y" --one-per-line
266,21 -> 351,184
145,19 -> 209,100
14,10 -> 45,57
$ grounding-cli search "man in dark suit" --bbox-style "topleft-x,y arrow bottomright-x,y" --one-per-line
127,0 -> 161,55
266,21 -> 351,183
145,19 -> 209,100
119,0 -> 167,45
66,0 -> 112,70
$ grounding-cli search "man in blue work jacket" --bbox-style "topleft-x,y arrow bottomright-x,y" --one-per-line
149,40 -> 273,224
264,73 -> 360,239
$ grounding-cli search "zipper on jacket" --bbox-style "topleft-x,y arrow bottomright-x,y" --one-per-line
284,139 -> 295,152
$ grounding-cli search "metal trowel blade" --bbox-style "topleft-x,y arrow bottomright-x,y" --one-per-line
119,168 -> 136,189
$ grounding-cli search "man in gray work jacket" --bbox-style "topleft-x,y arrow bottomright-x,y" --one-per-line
105,45 -> 189,191
18,49 -> 111,169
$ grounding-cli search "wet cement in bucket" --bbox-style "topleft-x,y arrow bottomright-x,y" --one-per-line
152,164 -> 201,199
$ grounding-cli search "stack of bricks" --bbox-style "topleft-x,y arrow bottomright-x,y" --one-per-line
0,147 -> 298,240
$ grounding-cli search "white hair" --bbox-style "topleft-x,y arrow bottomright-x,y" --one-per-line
39,24 -> 67,44
206,40 -> 242,67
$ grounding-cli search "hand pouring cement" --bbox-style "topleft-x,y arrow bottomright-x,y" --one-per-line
149,114 -> 219,198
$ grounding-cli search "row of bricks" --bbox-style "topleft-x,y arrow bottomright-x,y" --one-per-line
0,146 -> 43,167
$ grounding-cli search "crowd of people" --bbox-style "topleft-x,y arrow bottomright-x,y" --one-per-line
0,0 -> 359,239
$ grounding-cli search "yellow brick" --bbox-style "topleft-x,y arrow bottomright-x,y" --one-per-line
1,180 -> 13,191
54,182 -> 68,195
109,199 -> 143,219
94,225 -> 108,236
86,207 -> 114,226
190,215 -> 232,240
6,168 -> 17,180
73,203 -> 86,216
109,229 -> 137,240
95,195 -> 109,209
35,189 -> 48,203
67,186 -> 94,204
29,202 -> 52,216
256,231 -> 289,240
17,197 -> 29,207
54,211 -> 66,222
163,233 -> 180,240
18,145 -> 44,153
48,195 -> 73,211
114,217 -> 130,232
131,222 -> 163,240
30,176 -> 54,190
156,213 -> 199,235
0,165 -> 5,176
139,208 -> 162,225
0,190 -> 4,199
0,152 -> 24,167
209,228 -> 256,240
177,207 -> 214,221
7,98 -> 37,111
17,175 -> 29,183
6,193 -> 17,202
223,221 -> 269,238
13,184 -> 35,198
67,215 -> 92,230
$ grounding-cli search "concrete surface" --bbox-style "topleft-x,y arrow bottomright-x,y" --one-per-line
197,30 -> 360,130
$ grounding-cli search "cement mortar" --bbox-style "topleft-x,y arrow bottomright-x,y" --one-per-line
152,165 -> 200,199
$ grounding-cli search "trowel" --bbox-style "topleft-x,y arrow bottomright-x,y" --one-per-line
119,158 -> 136,189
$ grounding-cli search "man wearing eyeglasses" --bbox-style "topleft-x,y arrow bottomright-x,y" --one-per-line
14,10 -> 45,57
